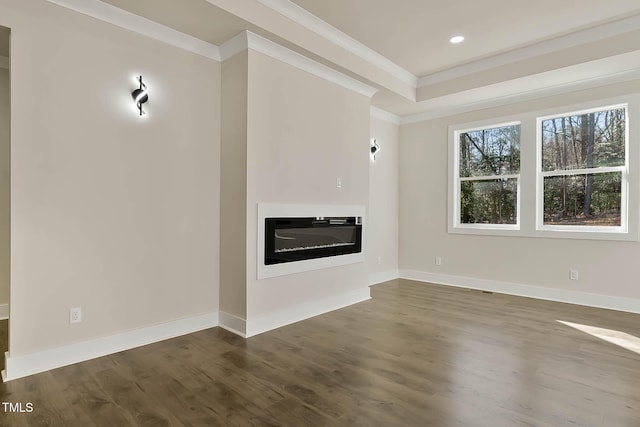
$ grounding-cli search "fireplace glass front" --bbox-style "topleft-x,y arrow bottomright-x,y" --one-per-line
265,216 -> 362,265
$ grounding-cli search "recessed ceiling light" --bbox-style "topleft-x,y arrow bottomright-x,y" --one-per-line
449,35 -> 465,44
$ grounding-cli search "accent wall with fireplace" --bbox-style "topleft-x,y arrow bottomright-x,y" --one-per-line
1,0 -> 402,381
219,45 -> 374,337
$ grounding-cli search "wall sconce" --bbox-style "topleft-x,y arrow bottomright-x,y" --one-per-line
131,75 -> 148,116
370,138 -> 381,161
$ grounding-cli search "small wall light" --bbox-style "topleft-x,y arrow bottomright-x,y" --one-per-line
370,138 -> 381,161
131,75 -> 148,116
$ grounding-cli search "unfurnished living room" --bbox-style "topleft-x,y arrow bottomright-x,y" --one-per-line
2,0 -> 640,425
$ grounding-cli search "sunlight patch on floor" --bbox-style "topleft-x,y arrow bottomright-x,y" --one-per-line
558,320 -> 640,355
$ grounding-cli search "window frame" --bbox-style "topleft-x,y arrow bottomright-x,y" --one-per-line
535,104 -> 629,234
450,120 -> 522,232
447,95 -> 638,241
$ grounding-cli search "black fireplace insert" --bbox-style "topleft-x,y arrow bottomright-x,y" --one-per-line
265,216 -> 362,265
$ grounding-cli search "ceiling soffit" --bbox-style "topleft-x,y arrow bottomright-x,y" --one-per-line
289,0 -> 640,77
240,1 -> 640,116
46,0 -> 640,118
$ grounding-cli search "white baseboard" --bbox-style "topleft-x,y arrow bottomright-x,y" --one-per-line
1,311 -> 219,382
246,286 -> 371,337
0,304 -> 8,320
400,270 -> 640,314
368,269 -> 400,286
218,311 -> 247,338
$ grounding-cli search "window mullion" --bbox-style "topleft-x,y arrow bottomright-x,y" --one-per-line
541,166 -> 625,178
460,174 -> 520,182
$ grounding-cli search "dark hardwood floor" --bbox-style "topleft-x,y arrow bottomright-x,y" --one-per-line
1,279 -> 640,426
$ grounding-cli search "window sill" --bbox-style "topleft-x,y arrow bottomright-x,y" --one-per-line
449,225 -> 638,241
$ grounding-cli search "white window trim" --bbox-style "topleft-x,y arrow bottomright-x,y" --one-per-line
450,120 -> 522,233
448,95 -> 639,241
535,104 -> 629,235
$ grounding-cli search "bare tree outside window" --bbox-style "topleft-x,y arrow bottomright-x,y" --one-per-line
458,124 -> 520,225
541,107 -> 626,227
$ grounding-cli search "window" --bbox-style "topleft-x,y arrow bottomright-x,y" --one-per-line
449,96 -> 636,240
538,105 -> 627,232
454,123 -> 521,229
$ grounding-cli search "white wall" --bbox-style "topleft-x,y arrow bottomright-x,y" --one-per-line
0,66 -> 9,308
368,117 -> 399,284
245,50 -> 371,334
2,0 -> 220,357
219,51 -> 248,320
400,79 -> 640,308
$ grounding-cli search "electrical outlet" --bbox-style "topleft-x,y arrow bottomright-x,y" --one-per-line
570,269 -> 579,281
70,307 -> 82,324
435,256 -> 442,266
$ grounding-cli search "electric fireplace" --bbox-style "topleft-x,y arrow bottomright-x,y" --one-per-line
257,204 -> 365,279
265,216 -> 362,265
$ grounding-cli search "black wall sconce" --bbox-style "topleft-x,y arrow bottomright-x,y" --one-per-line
370,138 -> 381,161
131,75 -> 148,116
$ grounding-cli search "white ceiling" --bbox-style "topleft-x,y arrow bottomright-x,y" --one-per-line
99,0 -> 255,45
290,0 -> 640,77
72,0 -> 640,118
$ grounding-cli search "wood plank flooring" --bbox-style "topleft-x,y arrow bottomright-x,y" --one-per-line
1,279 -> 640,426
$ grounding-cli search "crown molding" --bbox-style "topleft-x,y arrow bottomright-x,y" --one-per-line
46,0 -> 221,61
42,0 -> 640,120
219,32 -> 247,61
0,56 -> 8,69
256,0 -> 417,88
370,106 -> 400,125
404,67 -> 640,124
418,13 -> 640,88
247,31 -> 378,98
225,31 -> 378,98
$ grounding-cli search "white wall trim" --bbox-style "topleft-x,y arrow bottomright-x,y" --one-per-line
368,270 -> 400,286
46,0 -> 221,61
246,286 -> 370,337
370,106 -> 400,125
219,31 -> 248,61
255,0 -> 417,88
246,31 -> 378,98
0,304 -> 8,320
402,66 -> 640,124
400,270 -> 640,315
1,311 -> 219,382
218,311 -> 247,338
220,31 -> 378,98
0,56 -> 8,70
418,14 -> 640,87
